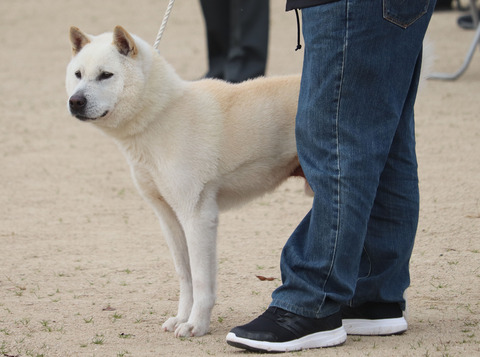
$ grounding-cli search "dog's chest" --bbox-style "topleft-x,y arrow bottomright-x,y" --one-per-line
124,143 -> 192,211
118,139 -> 166,197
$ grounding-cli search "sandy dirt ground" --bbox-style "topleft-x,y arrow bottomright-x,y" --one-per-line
0,1 -> 479,356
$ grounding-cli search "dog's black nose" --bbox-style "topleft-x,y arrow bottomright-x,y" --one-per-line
69,94 -> 87,113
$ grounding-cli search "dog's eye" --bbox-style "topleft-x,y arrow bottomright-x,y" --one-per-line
98,72 -> 114,81
75,70 -> 82,79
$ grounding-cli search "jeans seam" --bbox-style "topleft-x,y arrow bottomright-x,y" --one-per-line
317,0 -> 349,316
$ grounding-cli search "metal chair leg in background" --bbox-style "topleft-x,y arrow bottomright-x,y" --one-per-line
428,0 -> 480,80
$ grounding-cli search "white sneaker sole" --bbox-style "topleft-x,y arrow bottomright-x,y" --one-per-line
343,317 -> 407,336
226,326 -> 346,352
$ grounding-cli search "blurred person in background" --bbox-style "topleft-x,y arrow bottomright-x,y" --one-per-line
199,0 -> 269,83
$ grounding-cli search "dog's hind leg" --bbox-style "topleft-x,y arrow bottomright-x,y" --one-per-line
174,190 -> 219,337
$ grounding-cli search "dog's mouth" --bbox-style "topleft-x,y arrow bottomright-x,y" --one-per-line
75,110 -> 109,121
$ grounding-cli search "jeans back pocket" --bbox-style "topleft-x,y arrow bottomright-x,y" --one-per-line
383,0 -> 429,29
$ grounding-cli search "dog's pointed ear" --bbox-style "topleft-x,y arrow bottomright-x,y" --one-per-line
113,26 -> 138,57
70,26 -> 90,56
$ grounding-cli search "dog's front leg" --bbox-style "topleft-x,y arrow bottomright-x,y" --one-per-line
174,195 -> 219,337
141,194 -> 194,332
131,167 -> 197,332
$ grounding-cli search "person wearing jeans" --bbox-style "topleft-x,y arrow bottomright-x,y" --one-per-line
226,0 -> 436,352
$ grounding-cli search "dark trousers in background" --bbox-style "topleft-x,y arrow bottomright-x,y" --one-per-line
200,0 -> 269,83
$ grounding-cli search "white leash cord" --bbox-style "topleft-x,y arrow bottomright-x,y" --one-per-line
153,0 -> 176,50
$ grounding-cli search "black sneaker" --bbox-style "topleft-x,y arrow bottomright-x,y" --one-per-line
226,307 -> 346,352
341,302 -> 407,336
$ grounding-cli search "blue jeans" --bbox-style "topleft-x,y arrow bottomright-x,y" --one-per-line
271,0 -> 435,318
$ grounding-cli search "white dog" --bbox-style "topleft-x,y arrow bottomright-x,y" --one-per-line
66,26 -> 303,337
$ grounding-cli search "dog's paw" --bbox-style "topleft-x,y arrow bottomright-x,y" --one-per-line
162,316 -> 185,332
174,322 -> 195,337
174,321 -> 209,337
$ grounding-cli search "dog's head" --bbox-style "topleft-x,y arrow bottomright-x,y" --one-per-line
66,26 -> 151,130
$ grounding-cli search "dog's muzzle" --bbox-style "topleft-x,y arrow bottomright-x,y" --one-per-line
69,94 -> 108,121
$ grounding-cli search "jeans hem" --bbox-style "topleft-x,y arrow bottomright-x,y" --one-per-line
270,299 -> 340,319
